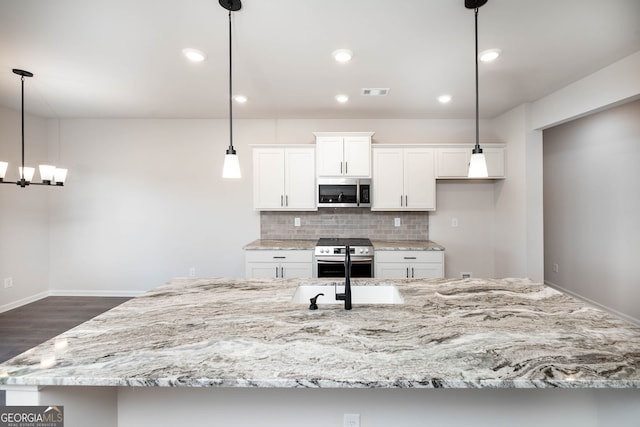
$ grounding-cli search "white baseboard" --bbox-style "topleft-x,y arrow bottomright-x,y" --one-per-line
0,289 -> 144,314
545,280 -> 640,326
0,291 -> 50,314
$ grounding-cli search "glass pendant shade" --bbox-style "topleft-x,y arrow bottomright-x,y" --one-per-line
0,161 -> 7,179
54,168 -> 68,185
222,153 -> 241,179
468,152 -> 488,178
19,166 -> 35,182
39,164 -> 55,182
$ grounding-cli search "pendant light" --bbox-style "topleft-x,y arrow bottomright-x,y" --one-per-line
0,69 -> 68,188
466,0 -> 489,178
220,0 -> 242,179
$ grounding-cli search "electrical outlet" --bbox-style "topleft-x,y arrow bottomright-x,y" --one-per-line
4,277 -> 13,289
294,217 -> 301,227
189,267 -> 196,277
553,263 -> 559,273
344,414 -> 360,427
461,272 -> 472,279
394,217 -> 401,227
451,218 -> 459,227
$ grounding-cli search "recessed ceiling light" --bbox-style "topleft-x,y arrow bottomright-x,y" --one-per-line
335,94 -> 349,103
182,48 -> 207,62
437,94 -> 452,104
234,95 -> 247,103
332,49 -> 353,63
479,48 -> 501,62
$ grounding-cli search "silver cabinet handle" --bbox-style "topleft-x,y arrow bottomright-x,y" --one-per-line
403,256 -> 417,260
280,267 -> 284,278
411,267 -> 415,278
275,266 -> 279,278
406,267 -> 409,278
340,161 -> 343,174
280,195 -> 284,206
273,256 -> 286,259
405,195 -> 408,206
345,162 -> 348,174
286,195 -> 288,206
400,195 -> 403,206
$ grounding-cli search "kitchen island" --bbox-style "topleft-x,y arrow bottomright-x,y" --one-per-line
1,277 -> 639,426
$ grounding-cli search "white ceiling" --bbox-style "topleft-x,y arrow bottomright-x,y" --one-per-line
0,0 -> 639,120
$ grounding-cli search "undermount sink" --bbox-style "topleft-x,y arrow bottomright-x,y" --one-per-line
291,283 -> 404,305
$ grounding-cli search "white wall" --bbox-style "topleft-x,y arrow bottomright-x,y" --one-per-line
0,106 -> 50,311
491,105 -> 544,282
47,119 -> 263,295
543,99 -> 640,322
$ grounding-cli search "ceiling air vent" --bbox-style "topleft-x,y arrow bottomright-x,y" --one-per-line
361,88 -> 389,96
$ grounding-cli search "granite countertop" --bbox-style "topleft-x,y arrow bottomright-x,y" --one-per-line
372,240 -> 444,251
243,239 -> 444,251
243,239 -> 316,250
1,277 -> 639,389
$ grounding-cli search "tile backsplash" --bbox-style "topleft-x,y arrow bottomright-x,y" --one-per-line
260,209 -> 428,240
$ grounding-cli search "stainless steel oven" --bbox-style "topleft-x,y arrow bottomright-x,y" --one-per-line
314,238 -> 374,278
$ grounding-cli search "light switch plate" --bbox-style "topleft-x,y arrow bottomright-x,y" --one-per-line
394,218 -> 401,227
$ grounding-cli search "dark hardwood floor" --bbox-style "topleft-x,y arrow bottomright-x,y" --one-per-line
0,296 -> 130,406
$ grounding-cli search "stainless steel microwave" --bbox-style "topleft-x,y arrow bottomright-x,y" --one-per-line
317,178 -> 371,208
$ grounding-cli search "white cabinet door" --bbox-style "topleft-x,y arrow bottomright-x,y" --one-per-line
315,134 -> 372,177
316,137 -> 344,176
375,263 -> 410,279
343,136 -> 371,177
411,264 -> 444,279
246,262 -> 281,279
437,148 -> 470,178
253,146 -> 316,211
372,147 -> 435,211
403,148 -> 435,210
253,148 -> 286,209
284,147 -> 316,210
372,148 -> 404,210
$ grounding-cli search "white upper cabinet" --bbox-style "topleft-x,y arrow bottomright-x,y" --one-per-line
372,146 -> 436,211
253,146 -> 316,211
314,132 -> 373,177
436,146 -> 506,179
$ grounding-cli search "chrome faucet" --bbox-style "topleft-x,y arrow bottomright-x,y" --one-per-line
335,245 -> 352,310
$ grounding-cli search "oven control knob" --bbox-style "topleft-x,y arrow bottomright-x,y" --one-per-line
359,248 -> 364,254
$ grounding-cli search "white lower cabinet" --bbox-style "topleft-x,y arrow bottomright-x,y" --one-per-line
245,250 -> 313,278
375,250 -> 444,279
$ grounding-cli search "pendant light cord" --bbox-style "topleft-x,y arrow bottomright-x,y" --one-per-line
21,75 -> 26,177
474,7 -> 480,153
227,9 -> 235,154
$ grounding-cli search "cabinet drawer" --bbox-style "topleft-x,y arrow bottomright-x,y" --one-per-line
245,250 -> 313,263
375,250 -> 443,263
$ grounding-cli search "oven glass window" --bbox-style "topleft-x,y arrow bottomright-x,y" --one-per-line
317,261 -> 373,278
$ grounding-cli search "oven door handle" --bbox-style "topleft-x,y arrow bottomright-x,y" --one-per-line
316,258 -> 373,264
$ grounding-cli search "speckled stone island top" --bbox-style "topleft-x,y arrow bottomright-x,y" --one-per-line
1,277 -> 639,389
